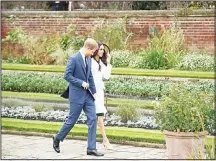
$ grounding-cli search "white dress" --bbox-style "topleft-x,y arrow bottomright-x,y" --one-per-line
91,58 -> 112,114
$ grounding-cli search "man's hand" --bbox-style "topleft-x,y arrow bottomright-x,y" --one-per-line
93,93 -> 97,100
82,82 -> 89,90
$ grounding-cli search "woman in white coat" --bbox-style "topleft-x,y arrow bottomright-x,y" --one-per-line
91,42 -> 113,150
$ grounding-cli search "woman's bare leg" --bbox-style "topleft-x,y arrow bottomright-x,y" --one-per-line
97,116 -> 113,149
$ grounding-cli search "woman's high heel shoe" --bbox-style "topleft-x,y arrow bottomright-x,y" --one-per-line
102,140 -> 113,150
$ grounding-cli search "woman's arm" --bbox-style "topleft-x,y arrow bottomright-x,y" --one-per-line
102,53 -> 112,80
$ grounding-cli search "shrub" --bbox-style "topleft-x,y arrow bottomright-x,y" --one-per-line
2,72 -> 67,94
176,53 -> 214,72
60,34 -> 72,51
144,23 -> 186,69
148,23 -> 186,56
32,104 -> 49,112
4,27 -> 28,44
116,105 -> 139,123
2,27 -> 27,60
111,50 -> 132,67
128,54 -> 146,68
71,37 -> 85,51
60,24 -> 85,51
154,84 -> 214,133
142,49 -> 170,69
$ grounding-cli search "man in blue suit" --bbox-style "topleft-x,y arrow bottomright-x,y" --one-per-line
53,38 -> 104,156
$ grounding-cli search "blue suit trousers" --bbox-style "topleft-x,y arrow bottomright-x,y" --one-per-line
56,92 -> 97,150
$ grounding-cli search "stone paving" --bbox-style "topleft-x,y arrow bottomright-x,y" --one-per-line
2,134 -> 168,160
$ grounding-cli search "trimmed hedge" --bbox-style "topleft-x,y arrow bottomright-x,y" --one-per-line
2,71 -> 214,98
2,63 -> 214,78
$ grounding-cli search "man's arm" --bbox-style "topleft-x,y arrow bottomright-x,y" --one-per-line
64,56 -> 83,87
88,69 -> 96,94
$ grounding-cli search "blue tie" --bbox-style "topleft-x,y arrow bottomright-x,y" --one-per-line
85,57 -> 88,72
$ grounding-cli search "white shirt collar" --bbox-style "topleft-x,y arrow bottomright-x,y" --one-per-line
79,48 -> 85,64
79,48 -> 86,62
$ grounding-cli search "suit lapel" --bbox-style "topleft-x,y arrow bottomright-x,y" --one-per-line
78,52 -> 86,75
86,57 -> 90,77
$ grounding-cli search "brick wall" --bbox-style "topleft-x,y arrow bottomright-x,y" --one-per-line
2,10 -> 214,54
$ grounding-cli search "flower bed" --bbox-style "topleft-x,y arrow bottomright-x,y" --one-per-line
2,106 -> 158,129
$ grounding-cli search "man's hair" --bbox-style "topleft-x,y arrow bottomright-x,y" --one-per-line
84,38 -> 98,50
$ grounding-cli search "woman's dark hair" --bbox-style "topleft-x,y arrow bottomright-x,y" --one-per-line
91,42 -> 111,71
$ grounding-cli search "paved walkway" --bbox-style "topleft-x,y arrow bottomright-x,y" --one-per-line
2,134 -> 168,160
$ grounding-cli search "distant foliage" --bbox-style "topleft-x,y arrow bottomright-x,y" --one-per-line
90,18 -> 133,50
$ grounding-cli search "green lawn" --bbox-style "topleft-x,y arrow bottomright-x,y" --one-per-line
2,63 -> 214,79
2,118 -> 165,144
2,118 -> 213,146
2,91 -> 66,102
2,91 -> 155,109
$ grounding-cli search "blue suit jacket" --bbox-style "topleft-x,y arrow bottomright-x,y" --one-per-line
64,52 -> 96,104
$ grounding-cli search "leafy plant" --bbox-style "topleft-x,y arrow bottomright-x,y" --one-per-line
145,23 -> 186,69
148,23 -> 186,54
60,34 -> 72,51
154,84 -> 214,133
116,105 -> 139,123
189,1 -> 202,9
32,104 -> 49,112
71,37 -> 84,50
188,144 -> 215,159
4,27 -> 28,44
6,56 -> 30,64
204,144 -> 215,160
62,24 -> 85,51
143,49 -> 169,69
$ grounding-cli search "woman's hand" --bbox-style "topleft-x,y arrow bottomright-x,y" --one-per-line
106,52 -> 111,64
